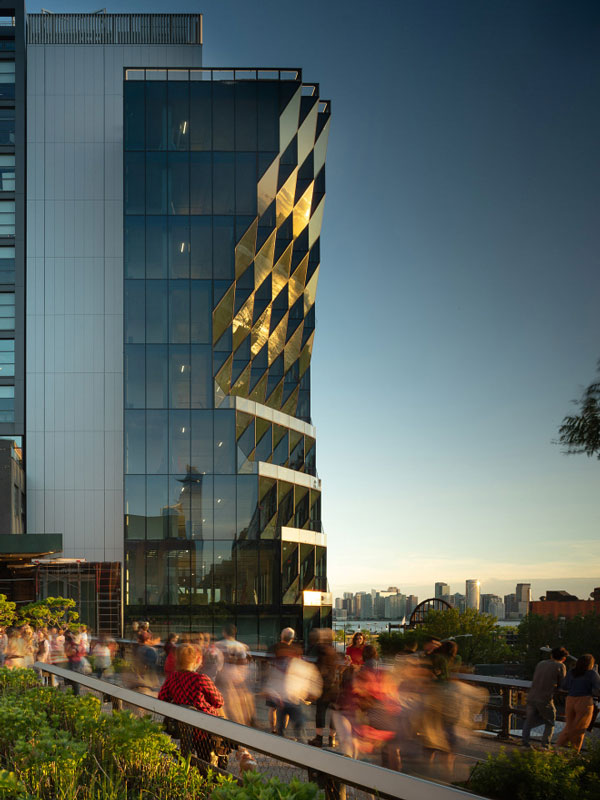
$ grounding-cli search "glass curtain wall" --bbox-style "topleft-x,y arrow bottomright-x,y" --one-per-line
123,75 -> 328,646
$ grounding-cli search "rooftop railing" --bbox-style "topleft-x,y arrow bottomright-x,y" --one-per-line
27,13 -> 202,45
36,661 -> 484,800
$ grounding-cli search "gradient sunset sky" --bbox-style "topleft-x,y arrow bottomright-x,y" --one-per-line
43,0 -> 600,601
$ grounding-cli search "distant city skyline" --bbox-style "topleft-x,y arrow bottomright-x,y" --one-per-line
331,577 -> 600,605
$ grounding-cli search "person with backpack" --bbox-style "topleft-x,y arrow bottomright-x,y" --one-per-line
521,646 -> 568,749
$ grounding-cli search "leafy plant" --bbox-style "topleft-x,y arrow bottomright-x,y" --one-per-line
17,597 -> 78,629
0,596 -> 16,629
212,773 -> 323,800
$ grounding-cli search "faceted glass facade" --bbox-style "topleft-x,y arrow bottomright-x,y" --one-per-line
123,71 -> 331,646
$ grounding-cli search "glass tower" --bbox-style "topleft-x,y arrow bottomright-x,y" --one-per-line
123,68 -> 331,647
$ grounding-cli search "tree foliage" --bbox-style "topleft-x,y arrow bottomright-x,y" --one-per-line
17,597 -> 78,629
518,613 -> 600,677
0,594 -> 16,628
420,608 -> 514,665
557,361 -> 600,459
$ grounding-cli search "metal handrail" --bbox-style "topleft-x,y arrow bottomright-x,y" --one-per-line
35,662 -> 483,800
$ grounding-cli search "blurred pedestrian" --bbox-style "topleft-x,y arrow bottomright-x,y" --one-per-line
164,633 -> 179,676
308,629 -> 339,748
556,654 -> 600,753
275,645 -> 322,741
521,646 -> 568,749
346,632 -> 365,666
64,632 -> 86,695
215,625 -> 255,727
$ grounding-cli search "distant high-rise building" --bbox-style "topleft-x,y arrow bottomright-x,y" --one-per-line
516,583 -> 532,616
450,593 -> 466,612
384,593 -> 406,619
481,593 -> 504,616
489,598 -> 505,619
435,582 -> 450,598
406,595 -> 419,617
465,579 -> 481,611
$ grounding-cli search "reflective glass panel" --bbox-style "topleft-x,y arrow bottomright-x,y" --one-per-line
190,81 -> 212,151
191,345 -> 212,408
124,281 -> 144,343
168,152 -> 189,214
146,475 -> 169,540
124,217 -> 145,278
168,217 -> 190,278
236,152 -> 257,215
191,409 -> 213,474
190,152 -> 212,214
146,410 -> 168,474
213,540 -> 235,604
168,81 -> 189,151
213,153 -> 235,214
146,82 -> 167,150
124,344 -> 145,408
170,410 -> 191,473
146,345 -> 169,408
169,281 -> 190,343
235,82 -> 257,150
213,216 -> 234,280
213,475 -> 237,540
145,280 -> 168,343
214,410 -> 236,473
190,217 -> 212,278
237,475 -> 259,539
125,81 -> 145,150
125,475 -> 145,539
124,152 -> 145,215
169,345 -> 191,408
212,82 -> 234,150
146,152 -> 167,214
124,410 -> 145,474
145,217 -> 168,278
190,281 -> 211,343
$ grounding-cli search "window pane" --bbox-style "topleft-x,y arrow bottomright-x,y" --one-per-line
0,338 -> 14,377
257,82 -> 279,151
237,475 -> 259,539
145,280 -> 167,343
213,540 -> 235,603
190,216 -> 212,279
145,216 -> 168,279
125,475 -> 145,540
236,152 -> 257,215
169,345 -> 191,408
146,475 -> 168,540
213,216 -> 234,279
190,81 -> 212,151
146,152 -> 167,214
146,344 -> 168,408
124,344 -> 145,408
169,280 -> 190,343
124,217 -> 145,278
168,152 -> 189,215
170,410 -> 190,473
168,476 -> 191,539
146,81 -> 167,150
168,217 -> 190,278
124,81 -> 145,150
146,410 -> 168,473
190,281 -> 210,343
190,345 -> 211,409
191,409 -> 213,475
0,384 -> 14,421
168,81 -> 189,151
124,281 -> 144,343
191,474 -> 213,541
213,153 -> 235,215
212,82 -> 234,150
190,152 -> 212,214
124,410 -> 146,474
213,477 -> 237,539
124,152 -> 145,215
235,82 -> 257,150
0,110 -> 14,146
214,410 -> 236,473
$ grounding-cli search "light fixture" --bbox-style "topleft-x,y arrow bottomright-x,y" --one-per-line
181,427 -> 185,433
182,121 -> 187,134
180,242 -> 185,253
180,365 -> 185,373
217,441 -> 223,447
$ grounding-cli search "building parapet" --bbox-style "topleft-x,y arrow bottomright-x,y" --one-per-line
27,13 -> 202,46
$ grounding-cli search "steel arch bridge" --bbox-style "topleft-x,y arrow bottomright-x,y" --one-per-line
408,597 -> 452,627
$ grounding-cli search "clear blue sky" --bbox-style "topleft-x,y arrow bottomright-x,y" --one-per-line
39,1 -> 600,601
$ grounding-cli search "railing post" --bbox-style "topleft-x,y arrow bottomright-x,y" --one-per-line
498,686 -> 514,740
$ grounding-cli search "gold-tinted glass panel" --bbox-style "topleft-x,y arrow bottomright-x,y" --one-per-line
281,385 -> 299,417
254,230 -> 276,289
313,118 -> 330,177
279,86 -> 301,153
276,169 -> 297,227
256,416 -> 271,442
232,295 -> 254,351
248,370 -> 267,404
293,182 -> 314,238
298,331 -> 315,378
213,285 -> 235,344
235,217 -> 258,279
266,378 -> 283,409
251,306 -> 272,355
273,423 -> 287,448
308,196 -> 325,249
284,323 -> 303,373
268,313 -> 288,364
215,354 -> 232,394
303,265 -> 319,315
236,411 -> 253,440
257,156 -> 279,217
272,242 -> 293,297
289,253 -> 309,307
297,102 -> 318,166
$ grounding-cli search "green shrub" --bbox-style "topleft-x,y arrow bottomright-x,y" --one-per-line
469,747 -> 590,800
212,773 -> 323,800
0,669 -> 40,697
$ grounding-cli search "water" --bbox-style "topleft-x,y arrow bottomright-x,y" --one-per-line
333,618 -> 519,633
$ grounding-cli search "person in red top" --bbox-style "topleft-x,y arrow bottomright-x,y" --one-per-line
163,633 -> 179,675
158,643 -> 225,759
346,632 -> 365,666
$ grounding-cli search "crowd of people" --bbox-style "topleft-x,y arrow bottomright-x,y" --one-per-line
1,620 -> 599,774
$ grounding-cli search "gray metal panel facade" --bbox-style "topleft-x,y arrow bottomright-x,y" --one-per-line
26,43 -> 203,562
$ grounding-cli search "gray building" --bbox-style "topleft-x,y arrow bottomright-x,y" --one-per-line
0,5 -> 331,644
